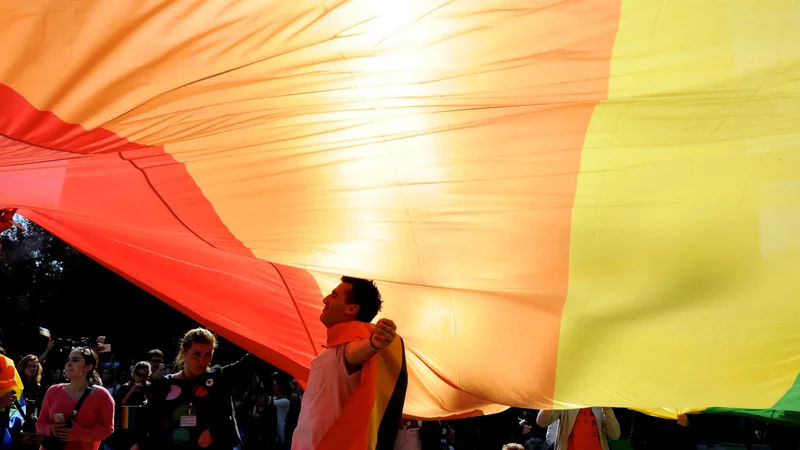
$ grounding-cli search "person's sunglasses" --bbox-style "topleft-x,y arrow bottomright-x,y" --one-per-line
135,372 -> 149,379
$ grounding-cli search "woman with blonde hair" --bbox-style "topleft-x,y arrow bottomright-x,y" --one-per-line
502,444 -> 525,450
17,355 -> 44,409
16,355 -> 46,448
140,328 -> 262,450
36,347 -> 115,450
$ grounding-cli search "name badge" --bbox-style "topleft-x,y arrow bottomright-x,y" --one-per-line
180,415 -> 197,427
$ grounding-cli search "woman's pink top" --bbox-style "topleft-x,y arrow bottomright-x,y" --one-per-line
36,384 -> 115,450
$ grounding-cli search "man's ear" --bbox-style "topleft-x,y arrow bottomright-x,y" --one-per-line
346,304 -> 360,317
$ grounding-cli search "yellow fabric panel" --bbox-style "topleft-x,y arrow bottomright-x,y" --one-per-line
558,0 -> 800,409
635,408 -> 703,421
369,335 -> 405,449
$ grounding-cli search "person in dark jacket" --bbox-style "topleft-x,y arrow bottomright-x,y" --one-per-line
139,328 -> 263,450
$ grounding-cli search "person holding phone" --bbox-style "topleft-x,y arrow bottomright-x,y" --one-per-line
147,350 -> 168,381
107,362 -> 151,450
117,362 -> 150,407
37,347 -> 115,450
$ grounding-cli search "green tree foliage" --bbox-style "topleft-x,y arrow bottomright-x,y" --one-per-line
1,216 -> 82,355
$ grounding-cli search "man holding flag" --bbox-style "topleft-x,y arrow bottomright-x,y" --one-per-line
292,276 -> 407,450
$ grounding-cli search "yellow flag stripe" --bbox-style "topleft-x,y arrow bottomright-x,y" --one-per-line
558,0 -> 800,409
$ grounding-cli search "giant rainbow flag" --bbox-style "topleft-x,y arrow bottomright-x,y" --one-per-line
1,1 -> 799,419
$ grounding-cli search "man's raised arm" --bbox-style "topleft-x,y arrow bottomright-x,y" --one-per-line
345,319 -> 397,367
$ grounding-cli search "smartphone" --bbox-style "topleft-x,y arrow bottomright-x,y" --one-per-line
53,413 -> 65,423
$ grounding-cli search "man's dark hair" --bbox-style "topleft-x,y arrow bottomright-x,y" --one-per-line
341,276 -> 382,323
147,349 -> 164,360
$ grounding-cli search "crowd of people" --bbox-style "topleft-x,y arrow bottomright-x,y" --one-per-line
1,276 -> 799,450
1,329 -> 318,450
0,276 -> 403,450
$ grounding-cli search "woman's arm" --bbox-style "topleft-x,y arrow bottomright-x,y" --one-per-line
35,386 -> 56,436
69,389 -> 115,442
38,341 -> 55,363
118,384 -> 140,406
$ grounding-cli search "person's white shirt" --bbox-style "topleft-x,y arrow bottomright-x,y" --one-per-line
271,396 -> 291,443
291,345 -> 361,450
546,421 -> 558,445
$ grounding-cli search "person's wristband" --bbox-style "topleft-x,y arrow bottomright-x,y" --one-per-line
369,333 -> 380,350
